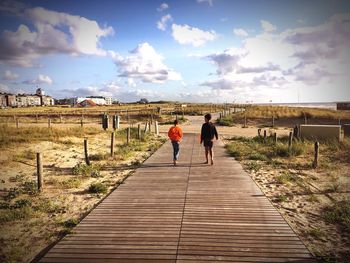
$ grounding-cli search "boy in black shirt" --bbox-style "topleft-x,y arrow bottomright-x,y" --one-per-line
200,113 -> 218,165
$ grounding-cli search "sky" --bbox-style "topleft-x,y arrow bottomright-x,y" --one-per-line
0,0 -> 349,103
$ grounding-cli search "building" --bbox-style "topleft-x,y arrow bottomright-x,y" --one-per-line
0,94 -> 6,107
78,99 -> 98,107
16,94 -> 41,107
71,96 -> 112,106
0,93 -> 17,107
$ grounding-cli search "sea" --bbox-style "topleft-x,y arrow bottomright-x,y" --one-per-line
255,102 -> 337,110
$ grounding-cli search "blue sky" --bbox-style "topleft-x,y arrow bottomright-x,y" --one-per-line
0,0 -> 349,103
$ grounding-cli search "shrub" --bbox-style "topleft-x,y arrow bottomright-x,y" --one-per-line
72,163 -> 100,177
88,183 -> 108,194
63,218 -> 79,228
323,200 -> 350,232
14,199 -> 32,208
89,153 -> 108,161
248,152 -> 268,161
275,195 -> 288,202
59,177 -> 82,188
276,172 -> 300,184
0,206 -> 35,223
246,162 -> 262,172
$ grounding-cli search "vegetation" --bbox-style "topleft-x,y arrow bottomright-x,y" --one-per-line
88,183 -> 108,194
323,200 -> 350,232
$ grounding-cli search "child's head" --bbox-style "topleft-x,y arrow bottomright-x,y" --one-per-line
204,113 -> 211,122
174,119 -> 179,126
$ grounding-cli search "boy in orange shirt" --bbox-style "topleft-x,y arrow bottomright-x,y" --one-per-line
168,120 -> 183,166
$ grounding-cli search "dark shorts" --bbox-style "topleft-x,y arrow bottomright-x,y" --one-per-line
203,140 -> 213,148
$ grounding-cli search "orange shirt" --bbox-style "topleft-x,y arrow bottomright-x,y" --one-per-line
168,125 -> 183,142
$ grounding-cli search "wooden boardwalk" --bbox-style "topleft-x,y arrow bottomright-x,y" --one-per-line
39,134 -> 315,263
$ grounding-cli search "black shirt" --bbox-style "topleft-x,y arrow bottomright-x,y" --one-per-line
200,122 -> 218,143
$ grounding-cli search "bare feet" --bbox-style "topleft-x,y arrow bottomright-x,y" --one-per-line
173,160 -> 177,166
204,161 -> 208,164
211,160 -> 214,165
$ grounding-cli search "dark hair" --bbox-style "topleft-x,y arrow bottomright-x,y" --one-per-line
174,120 -> 179,125
204,113 -> 211,121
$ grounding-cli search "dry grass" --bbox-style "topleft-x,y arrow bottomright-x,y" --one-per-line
0,125 -> 101,149
242,106 -> 350,119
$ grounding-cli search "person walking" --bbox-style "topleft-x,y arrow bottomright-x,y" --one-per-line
168,120 -> 183,166
200,113 -> 218,165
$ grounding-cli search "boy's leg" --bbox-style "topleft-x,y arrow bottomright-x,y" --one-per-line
209,147 -> 214,165
175,142 -> 180,160
204,146 -> 209,163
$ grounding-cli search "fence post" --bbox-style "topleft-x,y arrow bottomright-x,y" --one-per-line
293,125 -> 299,139
102,114 -> 108,130
127,110 -> 130,125
313,141 -> 319,168
138,124 -> 141,140
263,130 -> 267,143
258,128 -> 261,137
155,121 -> 159,135
127,127 -> 131,144
37,153 -> 43,191
116,115 -> 120,129
274,132 -> 277,145
110,132 -> 115,157
219,112 -> 222,120
272,115 -> 275,127
148,121 -> 152,133
144,122 -> 148,133
84,138 -> 90,165
288,131 -> 293,148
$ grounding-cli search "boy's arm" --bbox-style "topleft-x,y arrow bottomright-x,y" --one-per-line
200,125 -> 204,143
214,126 -> 218,140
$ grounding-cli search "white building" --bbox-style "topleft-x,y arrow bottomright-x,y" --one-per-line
71,96 -> 112,106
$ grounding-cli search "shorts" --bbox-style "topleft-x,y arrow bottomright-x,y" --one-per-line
203,140 -> 213,148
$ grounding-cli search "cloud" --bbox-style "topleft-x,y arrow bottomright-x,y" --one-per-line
157,14 -> 173,31
233,28 -> 248,37
111,42 -> 182,84
3,70 -> 19,80
0,83 -> 9,93
260,20 -> 277,32
23,74 -> 53,85
172,23 -> 217,47
206,48 -> 247,75
197,0 -> 213,6
0,6 -> 114,67
157,3 -> 169,12
237,63 -> 281,74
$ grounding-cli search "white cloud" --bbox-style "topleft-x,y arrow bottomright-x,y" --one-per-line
0,6 -> 114,67
157,14 -> 173,31
157,3 -> 169,12
23,74 -> 53,85
172,23 -> 217,47
3,70 -> 19,80
260,20 -> 277,32
0,83 -> 9,93
201,12 -> 350,102
233,28 -> 249,37
111,42 -> 182,84
197,0 -> 213,6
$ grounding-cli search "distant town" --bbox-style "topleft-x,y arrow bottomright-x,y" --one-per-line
0,88 -> 113,108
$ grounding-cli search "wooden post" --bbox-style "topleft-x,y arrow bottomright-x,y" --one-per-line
288,131 -> 293,148
258,128 -> 261,137
48,118 -> 51,128
148,121 -> 152,133
274,132 -> 277,145
116,116 -> 120,129
151,114 -> 154,124
127,110 -> 130,124
155,121 -> 159,135
263,130 -> 267,143
272,115 -> 275,127
293,125 -> 299,139
127,127 -> 131,144
110,132 -> 115,157
313,141 -> 319,168
144,122 -> 148,133
138,124 -> 141,140
37,153 -> 43,191
80,118 -> 84,128
84,138 -> 90,165
219,113 -> 222,119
